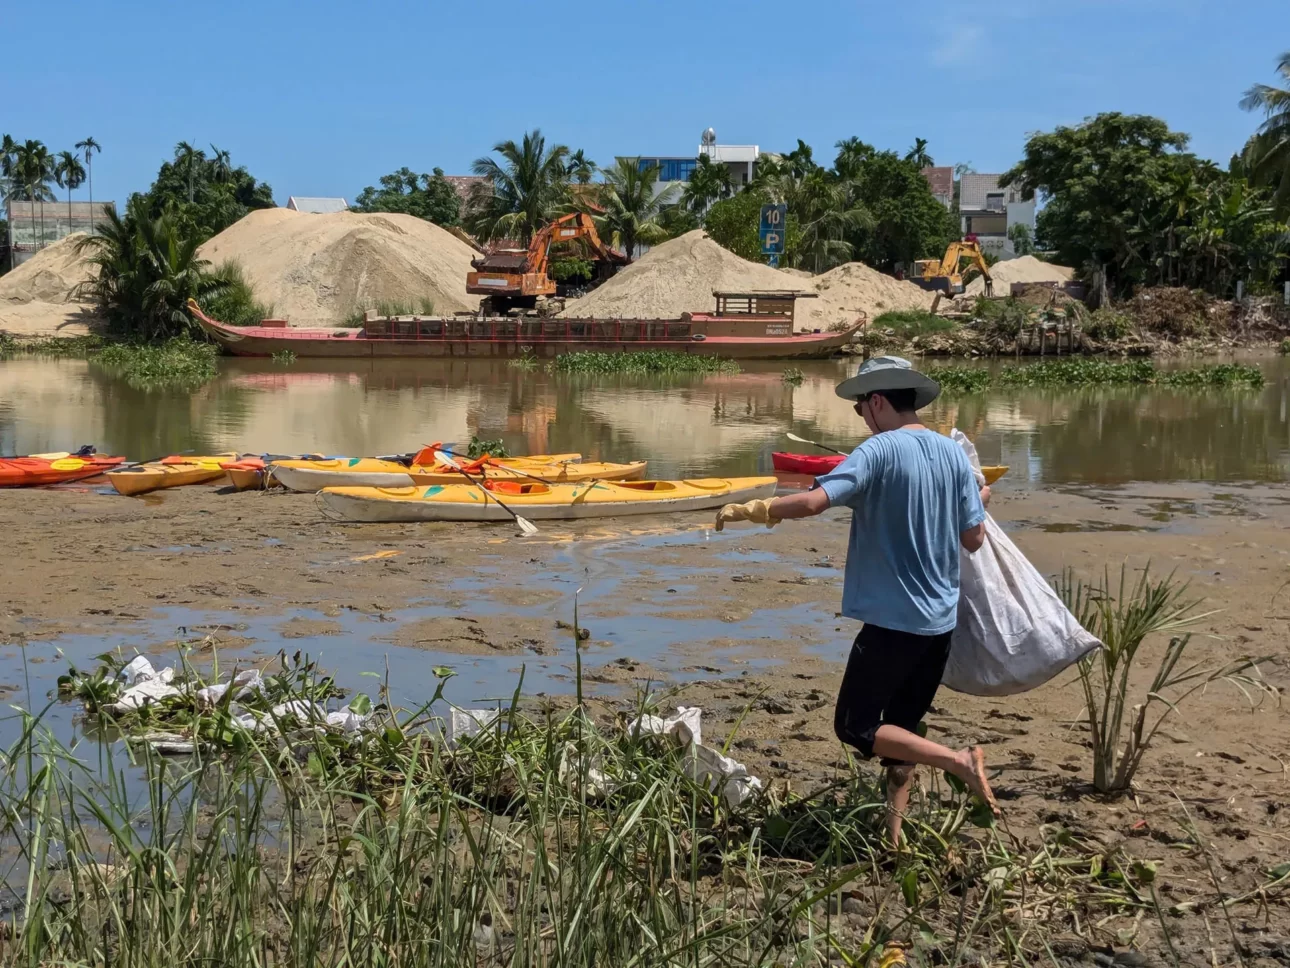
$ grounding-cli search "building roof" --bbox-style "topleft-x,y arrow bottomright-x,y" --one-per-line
286,196 -> 349,213
921,166 -> 953,198
959,174 -> 1022,212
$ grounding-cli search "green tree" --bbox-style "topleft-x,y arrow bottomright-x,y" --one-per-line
54,150 -> 86,236
1240,50 -> 1290,215
904,137 -> 933,168
468,129 -> 570,243
175,141 -> 200,204
134,146 -> 275,242
656,203 -> 700,240
593,158 -> 679,259
839,149 -> 955,272
13,140 -> 55,247
1003,113 -> 1191,295
74,137 -> 101,234
681,155 -> 734,214
704,190 -> 801,264
209,144 -> 232,184
353,167 -> 461,226
73,198 -> 233,340
566,149 -> 597,185
1007,222 -> 1034,256
0,134 -> 15,201
1006,112 -> 1287,298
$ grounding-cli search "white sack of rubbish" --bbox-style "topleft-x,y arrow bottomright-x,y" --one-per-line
628,705 -> 703,746
681,743 -> 764,809
557,741 -> 618,798
445,708 -> 500,747
630,707 -> 762,809
944,429 -> 1102,696
109,657 -> 181,712
231,699 -> 372,736
196,670 -> 265,707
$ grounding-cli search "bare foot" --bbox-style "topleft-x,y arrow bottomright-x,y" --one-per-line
955,747 -> 1000,817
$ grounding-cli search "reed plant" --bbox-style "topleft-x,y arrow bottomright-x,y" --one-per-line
1057,565 -> 1276,792
0,642 -> 1174,966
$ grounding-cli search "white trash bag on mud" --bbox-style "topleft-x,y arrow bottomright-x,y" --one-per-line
943,430 -> 1101,696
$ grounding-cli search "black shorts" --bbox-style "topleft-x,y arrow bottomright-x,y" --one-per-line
833,622 -> 953,767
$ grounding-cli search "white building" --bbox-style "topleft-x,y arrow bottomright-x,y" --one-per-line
621,129 -> 762,199
286,197 -> 349,214
958,174 -> 1035,259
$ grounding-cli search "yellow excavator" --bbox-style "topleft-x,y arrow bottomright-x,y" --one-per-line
911,240 -> 993,304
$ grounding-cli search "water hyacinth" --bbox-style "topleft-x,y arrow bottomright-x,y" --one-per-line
928,359 -> 1264,392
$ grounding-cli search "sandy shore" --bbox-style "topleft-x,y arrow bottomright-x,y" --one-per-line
2,478 -> 1287,958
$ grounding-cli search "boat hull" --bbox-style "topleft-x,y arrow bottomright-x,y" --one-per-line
189,302 -> 861,360
0,455 -> 125,487
269,454 -> 624,492
319,477 -> 778,523
107,455 -> 238,496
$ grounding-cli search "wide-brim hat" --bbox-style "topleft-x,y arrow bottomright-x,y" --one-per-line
834,355 -> 941,410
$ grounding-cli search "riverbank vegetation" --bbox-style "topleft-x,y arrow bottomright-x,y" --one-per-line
553,350 -> 741,375
0,640 -> 1196,964
928,359 -> 1265,392
92,339 -> 220,390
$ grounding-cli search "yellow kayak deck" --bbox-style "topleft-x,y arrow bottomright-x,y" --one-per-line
320,477 -> 778,523
107,454 -> 238,496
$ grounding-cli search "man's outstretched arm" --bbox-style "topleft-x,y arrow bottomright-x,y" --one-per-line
770,487 -> 831,519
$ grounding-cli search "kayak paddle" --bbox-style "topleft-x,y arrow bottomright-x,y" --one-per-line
429,445 -> 567,489
786,432 -> 848,457
433,450 -> 539,536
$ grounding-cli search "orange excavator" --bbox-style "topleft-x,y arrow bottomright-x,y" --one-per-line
466,212 -> 628,313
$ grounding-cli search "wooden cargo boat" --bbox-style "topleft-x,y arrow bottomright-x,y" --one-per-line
188,292 -> 863,360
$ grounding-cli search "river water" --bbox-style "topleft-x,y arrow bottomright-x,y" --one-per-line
3,355 -> 1290,483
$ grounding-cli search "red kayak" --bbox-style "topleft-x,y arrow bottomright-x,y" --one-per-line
0,450 -> 126,487
771,452 -> 845,476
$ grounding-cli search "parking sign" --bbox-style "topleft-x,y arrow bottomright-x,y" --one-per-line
759,203 -> 787,264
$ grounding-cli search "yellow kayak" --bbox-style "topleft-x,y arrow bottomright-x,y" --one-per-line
269,453 -> 634,492
320,477 -> 779,523
107,453 -> 238,496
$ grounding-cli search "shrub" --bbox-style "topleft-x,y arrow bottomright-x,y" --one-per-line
1083,308 -> 1134,341
872,310 -> 957,339
203,261 -> 273,328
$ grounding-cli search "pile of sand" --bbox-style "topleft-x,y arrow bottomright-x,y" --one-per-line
801,261 -> 932,329
0,233 -> 96,304
0,301 -> 98,336
966,255 -> 1074,295
197,209 -> 482,326
567,231 -> 932,327
566,231 -> 799,319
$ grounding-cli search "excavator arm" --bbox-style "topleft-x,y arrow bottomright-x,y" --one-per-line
528,212 -> 627,279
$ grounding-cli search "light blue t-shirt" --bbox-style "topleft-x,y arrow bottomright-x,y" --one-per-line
816,428 -> 985,635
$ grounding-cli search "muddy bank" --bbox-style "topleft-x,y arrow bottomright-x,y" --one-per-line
2,480 -> 1288,960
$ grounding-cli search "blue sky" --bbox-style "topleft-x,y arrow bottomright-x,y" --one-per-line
7,0 -> 1286,208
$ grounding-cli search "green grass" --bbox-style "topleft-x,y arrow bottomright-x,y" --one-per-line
554,351 -> 740,375
0,333 -> 104,360
342,297 -> 437,327
871,310 -> 957,339
0,641 -> 1167,966
91,339 -> 220,391
928,359 -> 1265,392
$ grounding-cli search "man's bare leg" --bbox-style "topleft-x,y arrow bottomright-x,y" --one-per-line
885,764 -> 916,846
872,724 -> 999,816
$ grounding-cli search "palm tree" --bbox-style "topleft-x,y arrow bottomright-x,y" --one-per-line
904,138 -> 933,168
681,155 -> 734,215
594,158 -> 680,259
210,144 -> 232,183
75,137 -> 101,233
833,137 -> 875,180
175,141 -> 199,204
54,150 -> 86,238
14,140 -> 55,249
74,199 -> 229,339
0,135 -> 15,200
566,149 -> 596,185
1240,50 -> 1290,214
467,129 -> 570,243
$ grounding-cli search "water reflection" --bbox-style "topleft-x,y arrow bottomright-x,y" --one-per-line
2,355 -> 1289,484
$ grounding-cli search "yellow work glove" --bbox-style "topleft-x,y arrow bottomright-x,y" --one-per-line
714,498 -> 780,532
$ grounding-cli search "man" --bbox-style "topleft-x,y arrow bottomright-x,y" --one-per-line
716,356 -> 998,844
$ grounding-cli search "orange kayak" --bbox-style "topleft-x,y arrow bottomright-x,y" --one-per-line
0,452 -> 126,487
223,454 -> 326,491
